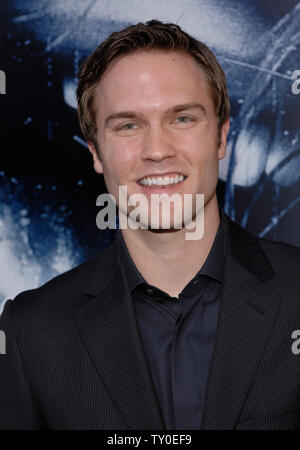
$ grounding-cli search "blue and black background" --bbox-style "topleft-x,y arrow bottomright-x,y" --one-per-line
0,0 -> 299,305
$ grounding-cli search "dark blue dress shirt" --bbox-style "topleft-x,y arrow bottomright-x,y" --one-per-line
116,210 -> 228,429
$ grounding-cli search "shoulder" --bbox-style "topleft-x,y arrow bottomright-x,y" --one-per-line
225,214 -> 300,295
2,237 -> 119,324
253,235 -> 300,300
257,236 -> 300,270
226,212 -> 300,270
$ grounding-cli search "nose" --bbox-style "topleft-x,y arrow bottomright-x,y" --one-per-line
141,125 -> 176,162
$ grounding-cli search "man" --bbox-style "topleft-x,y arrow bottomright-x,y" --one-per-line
0,20 -> 300,430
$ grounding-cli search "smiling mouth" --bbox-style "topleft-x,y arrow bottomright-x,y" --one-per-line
137,174 -> 187,187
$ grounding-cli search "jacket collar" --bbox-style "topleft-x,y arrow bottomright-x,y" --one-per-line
84,211 -> 275,297
201,214 -> 281,429
117,208 -> 228,294
226,213 -> 275,282
77,213 -> 281,429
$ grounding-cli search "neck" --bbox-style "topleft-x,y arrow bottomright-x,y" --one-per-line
120,195 -> 221,298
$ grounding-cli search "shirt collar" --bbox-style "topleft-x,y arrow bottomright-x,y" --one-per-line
117,208 -> 228,293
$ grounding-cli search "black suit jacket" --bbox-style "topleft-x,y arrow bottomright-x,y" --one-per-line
1,214 -> 300,430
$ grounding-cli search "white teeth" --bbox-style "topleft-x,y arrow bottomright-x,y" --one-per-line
138,174 -> 186,186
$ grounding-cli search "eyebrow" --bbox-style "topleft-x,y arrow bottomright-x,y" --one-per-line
104,102 -> 207,127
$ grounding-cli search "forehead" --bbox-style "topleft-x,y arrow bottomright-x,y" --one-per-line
93,50 -> 214,116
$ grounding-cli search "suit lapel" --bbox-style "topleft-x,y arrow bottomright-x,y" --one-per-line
74,237 -> 165,430
74,216 -> 283,430
201,216 -> 283,429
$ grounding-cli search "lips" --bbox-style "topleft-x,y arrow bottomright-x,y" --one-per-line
135,176 -> 188,196
137,172 -> 186,181
137,173 -> 187,186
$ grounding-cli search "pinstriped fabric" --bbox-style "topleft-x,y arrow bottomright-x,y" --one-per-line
201,254 -> 283,429
75,264 -> 165,430
2,288 -> 127,429
0,300 -> 43,429
201,221 -> 300,430
0,213 -> 300,429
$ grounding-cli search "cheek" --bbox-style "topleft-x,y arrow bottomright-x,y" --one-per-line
184,135 -> 219,181
102,140 -> 138,179
179,131 -> 216,164
178,122 -> 214,147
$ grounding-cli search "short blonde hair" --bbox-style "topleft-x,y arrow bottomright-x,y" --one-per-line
76,19 -> 230,148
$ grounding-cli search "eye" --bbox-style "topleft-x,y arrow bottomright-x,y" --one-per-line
118,122 -> 139,130
174,116 -> 193,123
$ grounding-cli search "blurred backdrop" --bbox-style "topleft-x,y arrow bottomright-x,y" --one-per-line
0,0 -> 300,307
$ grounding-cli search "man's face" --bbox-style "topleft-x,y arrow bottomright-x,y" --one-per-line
88,49 -> 229,230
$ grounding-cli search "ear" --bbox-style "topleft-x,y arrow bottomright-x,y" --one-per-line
87,140 -> 103,174
218,118 -> 230,160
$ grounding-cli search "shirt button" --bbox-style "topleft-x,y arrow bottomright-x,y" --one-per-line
145,288 -> 154,295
